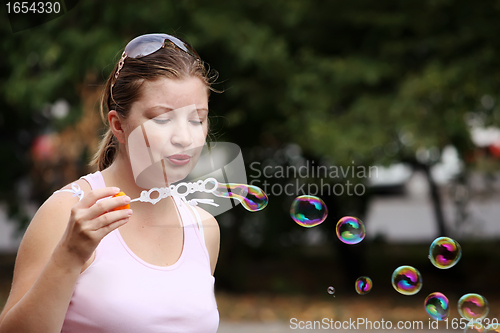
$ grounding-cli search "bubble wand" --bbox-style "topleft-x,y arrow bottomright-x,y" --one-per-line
54,178 -> 268,212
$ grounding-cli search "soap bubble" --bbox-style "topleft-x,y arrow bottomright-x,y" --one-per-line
458,294 -> 489,320
485,323 -> 500,332
465,321 -> 485,333
355,276 -> 373,295
391,266 -> 422,295
290,195 -> 328,227
336,216 -> 365,244
424,292 -> 450,320
327,286 -> 335,295
213,183 -> 268,211
429,237 -> 462,269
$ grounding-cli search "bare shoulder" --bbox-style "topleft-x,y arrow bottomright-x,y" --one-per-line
193,206 -> 220,275
0,178 -> 89,321
16,178 -> 91,265
27,178 -> 91,241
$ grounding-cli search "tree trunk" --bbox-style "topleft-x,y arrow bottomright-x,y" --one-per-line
420,163 -> 448,237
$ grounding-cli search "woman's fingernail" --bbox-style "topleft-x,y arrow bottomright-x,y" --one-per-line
113,187 -> 120,193
123,196 -> 131,203
126,209 -> 133,216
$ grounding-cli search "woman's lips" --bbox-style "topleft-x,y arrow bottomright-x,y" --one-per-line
166,154 -> 191,166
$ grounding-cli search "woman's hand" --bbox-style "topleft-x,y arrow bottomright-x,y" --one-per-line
57,187 -> 132,266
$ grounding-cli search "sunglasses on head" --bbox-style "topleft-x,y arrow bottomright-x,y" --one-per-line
113,33 -> 200,84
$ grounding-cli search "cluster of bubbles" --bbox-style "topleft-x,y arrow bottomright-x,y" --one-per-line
285,194 -> 492,324
355,276 -> 373,295
289,196 -> 367,244
289,195 -> 369,296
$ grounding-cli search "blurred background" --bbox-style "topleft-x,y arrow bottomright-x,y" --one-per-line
1,0 -> 500,331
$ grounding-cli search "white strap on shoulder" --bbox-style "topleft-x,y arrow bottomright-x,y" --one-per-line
184,200 -> 205,245
53,183 -> 84,201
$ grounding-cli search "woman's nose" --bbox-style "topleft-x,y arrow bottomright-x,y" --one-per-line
170,122 -> 193,147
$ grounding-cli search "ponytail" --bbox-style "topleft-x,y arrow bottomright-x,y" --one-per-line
90,128 -> 118,171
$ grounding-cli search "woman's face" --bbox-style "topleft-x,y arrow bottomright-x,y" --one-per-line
124,76 -> 209,187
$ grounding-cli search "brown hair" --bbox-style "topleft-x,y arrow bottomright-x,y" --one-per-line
90,43 -> 218,170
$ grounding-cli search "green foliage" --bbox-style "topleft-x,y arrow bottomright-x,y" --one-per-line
2,0 -> 500,244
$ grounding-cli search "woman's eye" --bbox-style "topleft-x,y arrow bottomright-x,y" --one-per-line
190,120 -> 203,125
153,118 -> 170,124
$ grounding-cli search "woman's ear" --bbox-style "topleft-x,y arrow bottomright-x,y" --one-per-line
108,110 -> 126,144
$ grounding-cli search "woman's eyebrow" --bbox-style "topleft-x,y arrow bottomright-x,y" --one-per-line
144,105 -> 174,113
195,108 -> 209,114
145,106 -> 208,113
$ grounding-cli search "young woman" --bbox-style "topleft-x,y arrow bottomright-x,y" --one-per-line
0,33 -> 220,333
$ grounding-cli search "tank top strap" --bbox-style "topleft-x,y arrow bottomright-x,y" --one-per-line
80,171 -> 106,190
173,196 -> 211,269
184,202 -> 205,245
173,196 -> 204,231
52,171 -> 104,200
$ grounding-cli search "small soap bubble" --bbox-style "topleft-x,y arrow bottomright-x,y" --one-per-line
355,276 -> 373,295
485,324 -> 500,332
290,195 -> 328,227
458,294 -> 489,320
213,183 -> 268,211
429,237 -> 462,269
327,286 -> 335,295
391,265 -> 422,295
465,321 -> 485,333
336,216 -> 365,244
424,292 -> 450,321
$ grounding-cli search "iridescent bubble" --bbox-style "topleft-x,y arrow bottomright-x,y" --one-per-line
485,324 -> 500,332
290,195 -> 328,227
391,266 -> 422,295
336,216 -> 365,244
424,292 -> 450,321
458,294 -> 489,320
465,321 -> 485,333
213,183 -> 268,212
327,286 -> 335,295
429,237 -> 462,269
355,276 -> 373,295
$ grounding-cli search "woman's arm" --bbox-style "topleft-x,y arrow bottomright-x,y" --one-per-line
0,180 -> 131,333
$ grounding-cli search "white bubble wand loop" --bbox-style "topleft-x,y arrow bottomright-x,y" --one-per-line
129,177 -> 220,206
55,178 -> 221,207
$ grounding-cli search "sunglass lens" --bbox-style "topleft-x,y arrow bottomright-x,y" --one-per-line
124,33 -> 199,60
124,34 -> 166,58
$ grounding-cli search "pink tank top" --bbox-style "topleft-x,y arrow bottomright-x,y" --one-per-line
60,171 -> 219,333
